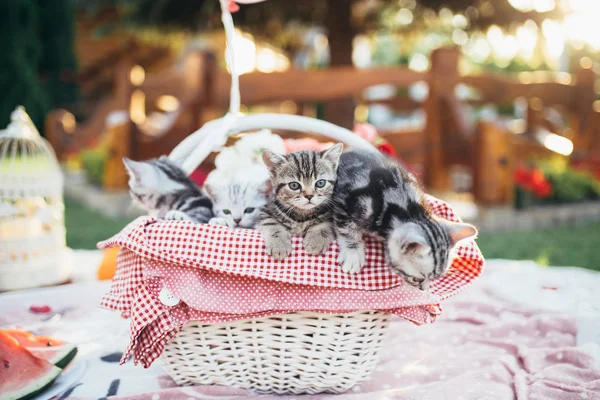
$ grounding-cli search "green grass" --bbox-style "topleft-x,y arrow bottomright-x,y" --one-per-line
64,196 -> 132,249
64,196 -> 600,272
477,223 -> 600,272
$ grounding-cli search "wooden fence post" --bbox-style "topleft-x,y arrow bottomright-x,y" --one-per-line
571,65 -> 596,154
472,121 -> 514,205
424,46 -> 460,194
114,58 -> 135,111
198,51 -> 218,127
103,119 -> 132,190
45,110 -> 74,161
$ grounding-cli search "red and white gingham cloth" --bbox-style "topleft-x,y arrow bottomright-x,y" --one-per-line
99,195 -> 484,367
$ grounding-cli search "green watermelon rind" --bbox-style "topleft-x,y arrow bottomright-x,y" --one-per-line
51,346 -> 78,369
27,345 -> 78,369
0,364 -> 62,400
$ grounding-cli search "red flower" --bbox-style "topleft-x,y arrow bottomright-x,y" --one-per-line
531,170 -> 546,186
228,0 -> 240,12
353,123 -> 379,143
190,168 -> 210,186
227,0 -> 268,12
377,142 -> 396,157
514,167 -> 532,187
514,165 -> 553,199
533,181 -> 552,198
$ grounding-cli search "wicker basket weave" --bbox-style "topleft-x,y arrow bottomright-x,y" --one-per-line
161,311 -> 390,394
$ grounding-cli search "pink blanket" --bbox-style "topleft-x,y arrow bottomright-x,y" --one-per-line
1,262 -> 599,399
97,287 -> 600,399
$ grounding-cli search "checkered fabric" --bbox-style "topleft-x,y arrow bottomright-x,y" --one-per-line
99,195 -> 484,367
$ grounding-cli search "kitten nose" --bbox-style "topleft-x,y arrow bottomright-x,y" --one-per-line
305,195 -> 313,201
234,218 -> 241,224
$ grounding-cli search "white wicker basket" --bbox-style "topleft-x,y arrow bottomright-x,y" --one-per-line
163,115 -> 384,393
162,311 -> 390,394
158,0 -> 387,394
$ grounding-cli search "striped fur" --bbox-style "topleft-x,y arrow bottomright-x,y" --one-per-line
123,156 -> 213,223
332,150 -> 477,290
204,164 -> 271,229
258,145 -> 343,259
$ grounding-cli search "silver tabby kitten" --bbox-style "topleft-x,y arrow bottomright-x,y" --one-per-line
204,166 -> 271,229
332,150 -> 477,290
258,144 -> 344,259
123,156 -> 213,223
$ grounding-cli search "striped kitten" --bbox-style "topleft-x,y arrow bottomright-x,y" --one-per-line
204,164 -> 271,229
123,156 -> 213,223
332,150 -> 477,290
258,144 -> 344,259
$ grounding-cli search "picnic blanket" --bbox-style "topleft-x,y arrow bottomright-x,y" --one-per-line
1,259 -> 599,399
97,196 -> 484,367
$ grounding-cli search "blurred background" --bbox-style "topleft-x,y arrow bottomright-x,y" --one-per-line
2,0 -> 599,270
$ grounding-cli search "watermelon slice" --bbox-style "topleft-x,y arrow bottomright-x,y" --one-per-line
0,331 -> 62,400
3,330 -> 77,369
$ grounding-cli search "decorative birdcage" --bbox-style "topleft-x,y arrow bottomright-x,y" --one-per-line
0,106 -> 71,291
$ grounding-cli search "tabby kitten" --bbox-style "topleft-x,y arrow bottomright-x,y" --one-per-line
123,156 -> 213,223
258,144 -> 343,259
204,164 -> 271,229
332,150 -> 477,290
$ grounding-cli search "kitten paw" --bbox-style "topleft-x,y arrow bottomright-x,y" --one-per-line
338,249 -> 366,274
265,239 -> 293,259
209,217 -> 234,228
303,236 -> 331,255
165,210 -> 192,221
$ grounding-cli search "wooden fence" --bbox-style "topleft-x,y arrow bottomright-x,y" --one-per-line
46,46 -> 599,205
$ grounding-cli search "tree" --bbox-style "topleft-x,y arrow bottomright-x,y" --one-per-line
37,0 -> 79,109
0,0 -> 49,131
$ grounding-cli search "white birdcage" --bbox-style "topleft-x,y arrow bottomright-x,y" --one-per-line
0,106 -> 71,291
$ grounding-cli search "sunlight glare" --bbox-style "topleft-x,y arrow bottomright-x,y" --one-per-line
533,0 -> 555,12
233,31 -> 256,75
396,8 -> 414,25
541,131 -> 573,156
516,21 -> 538,59
541,20 -> 565,61
508,0 -> 533,12
256,48 -> 277,73
156,95 -> 180,112
487,25 -> 504,48
409,54 -> 430,72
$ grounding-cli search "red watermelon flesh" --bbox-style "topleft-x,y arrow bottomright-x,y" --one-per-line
0,331 -> 62,400
2,330 -> 77,369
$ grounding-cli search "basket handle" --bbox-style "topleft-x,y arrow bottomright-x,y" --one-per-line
169,113 -> 379,175
168,0 -> 378,175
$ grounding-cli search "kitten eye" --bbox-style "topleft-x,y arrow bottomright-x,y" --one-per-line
315,179 -> 327,189
223,209 -> 232,215
288,182 -> 301,190
244,207 -> 255,214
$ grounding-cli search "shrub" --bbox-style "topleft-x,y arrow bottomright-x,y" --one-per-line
537,157 -> 600,203
80,147 -> 108,186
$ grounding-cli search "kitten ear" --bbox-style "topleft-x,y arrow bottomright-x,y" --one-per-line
320,143 -> 344,169
122,158 -> 158,188
203,183 -> 216,201
123,158 -> 143,181
392,222 -> 429,255
260,179 -> 273,197
262,150 -> 287,172
440,220 -> 478,245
